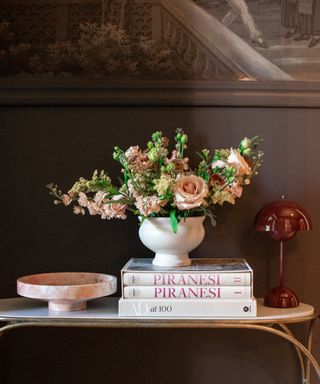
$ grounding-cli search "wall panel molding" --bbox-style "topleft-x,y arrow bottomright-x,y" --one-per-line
1,80 -> 320,107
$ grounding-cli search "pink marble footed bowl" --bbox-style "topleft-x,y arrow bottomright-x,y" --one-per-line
17,272 -> 117,312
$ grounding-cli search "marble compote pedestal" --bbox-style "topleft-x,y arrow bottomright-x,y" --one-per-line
17,272 -> 117,312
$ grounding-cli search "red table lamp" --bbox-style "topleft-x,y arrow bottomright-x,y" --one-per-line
254,196 -> 312,308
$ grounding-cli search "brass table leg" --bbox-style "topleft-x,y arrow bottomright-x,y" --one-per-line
0,320 -> 319,382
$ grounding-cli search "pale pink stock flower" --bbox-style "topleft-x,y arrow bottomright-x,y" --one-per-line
227,182 -> 243,199
125,146 -> 153,171
87,202 -> 102,216
94,191 -> 107,205
127,180 -> 141,200
227,149 -> 251,176
134,153 -> 153,172
166,150 -> 189,171
174,175 -> 208,210
135,195 -> 163,216
62,194 -> 72,206
125,146 -> 141,162
73,206 -> 85,215
78,192 -> 89,207
101,195 -> 127,220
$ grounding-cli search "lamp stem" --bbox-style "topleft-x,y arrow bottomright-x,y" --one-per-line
279,241 -> 284,288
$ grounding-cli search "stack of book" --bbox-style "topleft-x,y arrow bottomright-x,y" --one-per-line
118,258 -> 257,317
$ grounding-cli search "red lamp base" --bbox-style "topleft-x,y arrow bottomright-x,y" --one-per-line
264,287 -> 299,308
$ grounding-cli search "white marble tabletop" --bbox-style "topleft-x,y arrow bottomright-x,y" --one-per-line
0,297 -> 315,323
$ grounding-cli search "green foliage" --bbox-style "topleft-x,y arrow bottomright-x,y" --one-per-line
68,170 -> 116,196
134,36 -> 174,76
170,210 -> 178,234
0,21 -> 177,78
44,41 -> 82,74
77,23 -> 135,75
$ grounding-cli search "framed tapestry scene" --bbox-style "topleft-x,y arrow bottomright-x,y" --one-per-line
1,0 -> 320,106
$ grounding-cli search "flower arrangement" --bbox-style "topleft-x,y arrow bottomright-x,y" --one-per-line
47,130 -> 263,233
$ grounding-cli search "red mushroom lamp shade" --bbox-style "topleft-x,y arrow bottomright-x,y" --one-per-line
254,196 -> 312,308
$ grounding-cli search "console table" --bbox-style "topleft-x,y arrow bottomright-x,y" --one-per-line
0,297 -> 319,383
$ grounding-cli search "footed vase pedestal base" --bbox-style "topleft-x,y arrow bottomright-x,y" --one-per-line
152,253 -> 191,267
138,216 -> 205,267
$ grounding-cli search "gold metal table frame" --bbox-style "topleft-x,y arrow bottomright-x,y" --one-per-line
0,297 -> 319,383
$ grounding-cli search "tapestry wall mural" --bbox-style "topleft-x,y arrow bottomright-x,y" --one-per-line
0,0 -> 319,81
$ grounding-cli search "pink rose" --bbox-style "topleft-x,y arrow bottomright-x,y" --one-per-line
174,175 -> 208,210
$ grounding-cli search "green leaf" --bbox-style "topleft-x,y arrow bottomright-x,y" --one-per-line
124,171 -> 128,186
170,210 -> 178,234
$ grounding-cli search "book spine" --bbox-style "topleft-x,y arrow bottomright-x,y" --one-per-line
119,298 -> 257,317
123,285 -> 252,299
122,272 -> 251,286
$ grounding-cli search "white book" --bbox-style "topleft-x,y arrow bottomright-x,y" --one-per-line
123,272 -> 251,286
123,285 -> 252,299
119,297 -> 257,317
121,258 -> 253,291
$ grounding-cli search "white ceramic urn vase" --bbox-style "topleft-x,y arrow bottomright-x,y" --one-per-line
138,216 -> 205,267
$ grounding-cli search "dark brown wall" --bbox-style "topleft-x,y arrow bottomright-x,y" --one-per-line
0,106 -> 319,383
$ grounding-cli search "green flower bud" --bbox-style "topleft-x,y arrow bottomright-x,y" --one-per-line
201,149 -> 210,159
240,137 -> 251,149
181,134 -> 188,144
113,147 -> 121,160
152,131 -> 162,142
148,147 -> 159,162
166,163 -> 175,172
